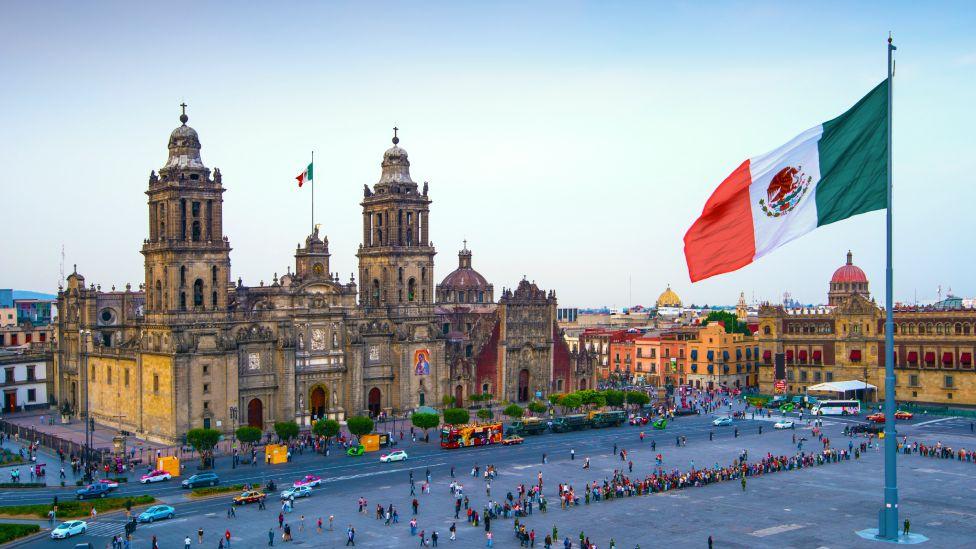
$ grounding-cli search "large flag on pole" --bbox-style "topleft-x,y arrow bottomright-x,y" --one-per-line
296,162 -> 313,187
684,80 -> 889,282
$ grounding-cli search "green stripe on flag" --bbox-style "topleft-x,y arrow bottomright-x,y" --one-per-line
306,162 -> 313,181
815,79 -> 888,227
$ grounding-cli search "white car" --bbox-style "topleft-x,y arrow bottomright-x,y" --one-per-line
140,469 -> 173,483
712,417 -> 734,427
51,520 -> 87,539
774,420 -> 795,429
280,485 -> 312,500
379,450 -> 408,463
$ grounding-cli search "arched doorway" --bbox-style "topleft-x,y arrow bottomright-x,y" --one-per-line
310,386 -> 327,419
368,388 -> 381,417
454,385 -> 464,408
247,398 -> 263,428
579,378 -> 587,390
517,369 -> 530,402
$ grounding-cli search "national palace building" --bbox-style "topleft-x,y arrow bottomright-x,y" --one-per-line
53,110 -> 593,444
758,251 -> 976,406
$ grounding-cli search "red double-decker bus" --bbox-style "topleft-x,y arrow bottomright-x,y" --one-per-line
440,422 -> 503,449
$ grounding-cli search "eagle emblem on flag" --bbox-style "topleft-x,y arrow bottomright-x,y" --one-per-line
758,165 -> 812,217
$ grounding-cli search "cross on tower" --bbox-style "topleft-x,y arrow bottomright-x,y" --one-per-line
180,102 -> 188,116
462,238 -> 467,250
392,126 -> 400,145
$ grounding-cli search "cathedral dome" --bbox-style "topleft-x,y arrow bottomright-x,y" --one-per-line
163,106 -> 206,171
376,130 -> 414,186
440,248 -> 489,291
656,285 -> 682,308
831,251 -> 867,283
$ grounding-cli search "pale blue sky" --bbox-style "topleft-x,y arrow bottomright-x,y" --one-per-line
1,1 -> 972,308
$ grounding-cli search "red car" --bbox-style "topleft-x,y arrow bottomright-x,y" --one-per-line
502,435 -> 524,446
629,416 -> 649,426
866,413 -> 886,423
98,479 -> 120,490
894,410 -> 914,420
293,474 -> 322,488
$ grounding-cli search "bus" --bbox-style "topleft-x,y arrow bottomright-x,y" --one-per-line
810,400 -> 860,416
440,422 -> 503,449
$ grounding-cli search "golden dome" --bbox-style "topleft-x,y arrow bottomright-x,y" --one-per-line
656,285 -> 682,308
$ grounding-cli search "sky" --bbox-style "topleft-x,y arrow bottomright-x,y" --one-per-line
1,1 -> 973,308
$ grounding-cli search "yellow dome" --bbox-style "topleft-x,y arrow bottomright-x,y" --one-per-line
656,285 -> 682,308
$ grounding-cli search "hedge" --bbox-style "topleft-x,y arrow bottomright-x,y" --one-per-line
0,495 -> 155,519
189,484 -> 245,499
0,482 -> 45,489
0,523 -> 40,544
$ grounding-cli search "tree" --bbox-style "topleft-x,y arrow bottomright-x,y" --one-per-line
558,393 -> 582,413
442,408 -> 470,425
468,393 -> 484,403
603,389 -> 625,408
527,401 -> 547,415
346,416 -> 375,439
705,310 -> 752,335
235,426 -> 262,446
186,428 -> 221,469
477,408 -> 494,421
274,421 -> 300,442
312,419 -> 340,443
442,395 -> 456,407
411,412 -> 440,441
503,403 -> 524,420
548,393 -> 565,406
625,391 -> 650,408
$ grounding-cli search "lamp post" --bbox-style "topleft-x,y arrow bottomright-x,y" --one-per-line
79,329 -> 92,483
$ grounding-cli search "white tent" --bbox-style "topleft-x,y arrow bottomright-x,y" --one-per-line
807,380 -> 877,398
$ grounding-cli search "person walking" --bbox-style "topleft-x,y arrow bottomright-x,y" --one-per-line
570,449 -> 575,460
708,535 -> 713,548
486,531 -> 493,547
268,528 -> 274,546
450,522 -> 457,541
432,530 -> 439,546
741,476 -> 747,492
185,536 -> 192,548
198,528 -> 204,543
346,525 -> 356,546
904,518 -> 910,535
224,529 -> 232,547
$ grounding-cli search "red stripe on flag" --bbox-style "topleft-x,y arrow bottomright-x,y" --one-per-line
296,173 -> 305,187
683,159 -> 756,282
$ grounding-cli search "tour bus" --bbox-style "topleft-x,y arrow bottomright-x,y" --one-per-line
440,422 -> 503,449
810,399 -> 861,416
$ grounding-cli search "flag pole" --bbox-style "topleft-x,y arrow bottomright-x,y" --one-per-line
879,32 -> 900,541
311,150 -> 315,234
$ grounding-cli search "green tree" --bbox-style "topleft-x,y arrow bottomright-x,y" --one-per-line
442,408 -> 470,425
558,393 -> 583,413
603,389 -> 625,408
705,310 -> 752,335
503,403 -> 524,420
185,428 -> 222,469
312,419 -> 341,443
274,421 -> 300,442
527,401 -> 547,415
469,393 -> 483,403
346,415 -> 375,439
411,412 -> 440,441
625,391 -> 650,407
235,426 -> 262,446
548,393 -> 565,406
442,395 -> 456,407
477,408 -> 494,421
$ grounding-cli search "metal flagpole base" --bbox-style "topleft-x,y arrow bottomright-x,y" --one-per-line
856,528 -> 928,544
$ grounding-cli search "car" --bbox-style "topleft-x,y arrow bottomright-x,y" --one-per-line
501,435 -> 524,446
293,474 -> 322,488
380,450 -> 409,462
181,472 -> 220,489
137,505 -> 175,523
895,410 -> 914,420
50,520 -> 87,539
76,482 -> 112,500
629,416 -> 649,426
866,413 -> 886,423
849,422 -> 883,435
347,445 -> 365,457
779,403 -> 795,413
712,417 -> 734,427
140,469 -> 172,484
98,479 -> 120,490
774,420 -> 795,429
280,486 -> 312,500
652,418 -> 668,430
233,490 -> 267,505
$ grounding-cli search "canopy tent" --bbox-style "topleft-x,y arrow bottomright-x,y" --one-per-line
807,380 -> 877,401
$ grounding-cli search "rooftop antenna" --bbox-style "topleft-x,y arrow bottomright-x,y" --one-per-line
937,284 -> 942,302
59,244 -> 65,286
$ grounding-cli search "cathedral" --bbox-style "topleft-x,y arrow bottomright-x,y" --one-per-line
54,110 -> 593,444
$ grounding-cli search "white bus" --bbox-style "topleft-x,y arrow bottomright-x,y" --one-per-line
811,400 -> 861,416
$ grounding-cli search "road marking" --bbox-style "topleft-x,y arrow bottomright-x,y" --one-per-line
750,523 -> 808,537
914,417 -> 956,427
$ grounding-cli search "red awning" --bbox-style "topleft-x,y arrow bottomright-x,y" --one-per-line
798,350 -> 808,362
924,352 -> 935,364
812,350 -> 822,362
850,350 -> 862,361
763,350 -> 771,360
785,350 -> 794,361
907,351 -> 918,363
962,352 -> 972,365
942,352 -> 954,365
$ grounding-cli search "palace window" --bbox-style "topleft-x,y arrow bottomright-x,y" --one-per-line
945,375 -> 954,389
191,220 -> 201,242
124,368 -> 130,387
407,278 -> 416,301
153,374 -> 160,393
27,388 -> 36,402
180,266 -> 187,287
107,366 -> 112,385
909,374 -> 919,387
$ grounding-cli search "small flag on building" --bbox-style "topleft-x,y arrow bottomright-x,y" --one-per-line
684,80 -> 889,282
296,162 -> 313,188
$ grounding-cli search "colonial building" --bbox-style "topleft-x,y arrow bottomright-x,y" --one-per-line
758,252 -> 976,405
54,110 -> 586,443
686,322 -> 759,390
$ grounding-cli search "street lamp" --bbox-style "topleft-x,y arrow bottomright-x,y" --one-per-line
79,329 -> 92,483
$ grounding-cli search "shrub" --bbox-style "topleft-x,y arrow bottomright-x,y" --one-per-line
411,412 -> 440,435
186,428 -> 222,467
442,408 -> 470,425
527,401 -> 547,415
603,389 -> 625,408
503,404 -> 524,420
189,484 -> 244,498
625,391 -> 650,407
441,395 -> 456,407
274,422 -> 300,442
235,426 -> 262,445
558,393 -> 582,412
346,416 -> 374,438
312,419 -> 341,440
0,523 -> 40,544
0,495 -> 155,519
477,409 -> 493,420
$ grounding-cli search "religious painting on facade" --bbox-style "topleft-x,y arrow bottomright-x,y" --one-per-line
311,328 -> 326,351
369,345 -> 380,363
248,352 -> 261,370
414,349 -> 431,376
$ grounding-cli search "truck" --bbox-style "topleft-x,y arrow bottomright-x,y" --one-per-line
590,410 -> 627,428
505,417 -> 549,436
551,414 -> 590,433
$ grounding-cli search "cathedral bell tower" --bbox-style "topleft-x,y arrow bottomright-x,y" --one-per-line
142,105 -> 231,319
357,129 -> 435,311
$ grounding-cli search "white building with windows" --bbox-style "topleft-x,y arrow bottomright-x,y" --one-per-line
1,350 -> 52,413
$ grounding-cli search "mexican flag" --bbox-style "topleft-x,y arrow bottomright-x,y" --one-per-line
295,162 -> 313,188
684,79 -> 889,282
